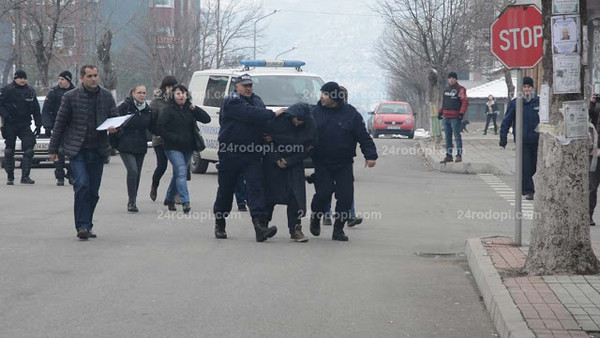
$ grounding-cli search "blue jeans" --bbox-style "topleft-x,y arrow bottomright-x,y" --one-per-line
165,150 -> 193,204
70,149 -> 105,231
443,117 -> 463,157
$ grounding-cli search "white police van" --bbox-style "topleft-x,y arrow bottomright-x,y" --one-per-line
188,60 -> 324,174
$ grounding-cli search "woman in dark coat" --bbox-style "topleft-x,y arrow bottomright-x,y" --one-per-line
157,84 -> 210,213
114,85 -> 152,212
263,102 -> 317,242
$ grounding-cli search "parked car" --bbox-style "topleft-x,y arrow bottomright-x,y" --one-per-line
367,101 -> 416,139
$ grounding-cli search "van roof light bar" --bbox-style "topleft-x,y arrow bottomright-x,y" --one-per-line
240,60 -> 306,71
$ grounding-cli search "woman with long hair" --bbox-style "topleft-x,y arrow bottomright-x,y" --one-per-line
114,85 -> 152,212
157,84 -> 210,213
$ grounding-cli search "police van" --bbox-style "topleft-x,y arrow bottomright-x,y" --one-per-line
187,60 -> 324,174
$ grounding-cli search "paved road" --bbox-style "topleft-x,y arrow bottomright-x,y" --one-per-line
1,137 -> 556,337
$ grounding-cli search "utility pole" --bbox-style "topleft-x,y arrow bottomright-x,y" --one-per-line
253,10 -> 278,59
14,4 -> 23,71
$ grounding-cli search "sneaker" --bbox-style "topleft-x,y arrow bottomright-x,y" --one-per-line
525,193 -> 534,200
347,217 -> 363,228
440,156 -> 453,164
454,156 -> 462,163
182,202 -> 191,214
77,228 -> 89,240
57,180 -> 65,186
238,204 -> 248,211
290,225 -> 309,242
20,177 -> 35,184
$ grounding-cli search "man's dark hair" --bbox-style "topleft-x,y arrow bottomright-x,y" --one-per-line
79,65 -> 97,77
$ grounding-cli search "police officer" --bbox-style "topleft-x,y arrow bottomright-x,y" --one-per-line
213,74 -> 286,241
0,70 -> 41,185
42,70 -> 75,186
309,82 -> 378,241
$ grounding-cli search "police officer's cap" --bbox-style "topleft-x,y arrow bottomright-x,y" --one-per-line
14,70 -> 27,79
235,74 -> 253,85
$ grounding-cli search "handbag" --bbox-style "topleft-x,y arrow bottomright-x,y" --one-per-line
193,124 -> 206,152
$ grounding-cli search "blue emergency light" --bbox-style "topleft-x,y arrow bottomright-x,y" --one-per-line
240,60 -> 306,70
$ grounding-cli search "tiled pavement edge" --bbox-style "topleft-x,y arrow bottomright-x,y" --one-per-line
467,237 -> 598,338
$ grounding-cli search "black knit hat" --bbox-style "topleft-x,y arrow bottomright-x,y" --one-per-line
59,70 -> 72,84
448,72 -> 458,79
14,70 -> 27,79
523,76 -> 534,87
320,81 -> 344,102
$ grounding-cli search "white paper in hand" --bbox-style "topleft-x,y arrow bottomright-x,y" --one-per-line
96,115 -> 133,131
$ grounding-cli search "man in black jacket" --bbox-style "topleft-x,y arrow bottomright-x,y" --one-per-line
0,70 -> 41,185
212,74 -> 286,241
42,70 -> 75,186
309,82 -> 378,241
49,65 -> 118,240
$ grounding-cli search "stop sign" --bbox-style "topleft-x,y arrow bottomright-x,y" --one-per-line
490,5 -> 543,69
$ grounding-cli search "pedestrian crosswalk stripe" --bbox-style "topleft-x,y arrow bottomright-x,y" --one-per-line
479,173 -> 535,219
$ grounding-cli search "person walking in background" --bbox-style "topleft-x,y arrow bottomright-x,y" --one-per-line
438,72 -> 469,163
263,102 -> 317,242
0,70 -> 42,185
589,93 -> 600,226
113,85 -> 152,212
483,94 -> 499,135
149,76 -> 177,202
48,65 -> 118,240
42,70 -> 75,186
157,84 -> 210,214
500,76 -> 539,201
309,82 -> 377,241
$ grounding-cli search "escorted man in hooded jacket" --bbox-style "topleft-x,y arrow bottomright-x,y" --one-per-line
213,74 -> 286,242
42,70 -> 75,186
263,102 -> 317,242
0,70 -> 41,185
500,76 -> 540,200
309,81 -> 378,241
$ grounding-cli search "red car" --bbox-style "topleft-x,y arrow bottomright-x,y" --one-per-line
368,101 -> 415,139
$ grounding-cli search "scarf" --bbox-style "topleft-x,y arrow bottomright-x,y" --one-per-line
135,99 -> 147,111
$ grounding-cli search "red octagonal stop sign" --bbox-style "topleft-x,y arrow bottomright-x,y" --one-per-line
490,5 -> 543,69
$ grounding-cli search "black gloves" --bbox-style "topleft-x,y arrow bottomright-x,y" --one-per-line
34,126 -> 41,136
499,136 -> 507,148
458,114 -> 464,121
437,112 -> 444,120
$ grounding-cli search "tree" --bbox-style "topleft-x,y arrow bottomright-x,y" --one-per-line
525,0 -> 599,275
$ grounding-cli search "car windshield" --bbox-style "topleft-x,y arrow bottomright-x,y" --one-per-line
250,76 -> 324,107
378,104 -> 411,114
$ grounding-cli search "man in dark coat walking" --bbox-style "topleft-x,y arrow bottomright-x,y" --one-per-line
0,70 -> 42,185
263,102 -> 316,242
42,70 -> 75,186
309,82 -> 378,241
49,65 -> 118,240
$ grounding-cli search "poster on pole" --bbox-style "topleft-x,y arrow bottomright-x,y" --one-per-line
553,54 -> 581,94
564,100 -> 588,140
552,0 -> 579,14
539,84 -> 550,123
551,15 -> 580,54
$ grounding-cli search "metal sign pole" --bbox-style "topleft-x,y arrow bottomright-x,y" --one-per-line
515,70 -> 523,246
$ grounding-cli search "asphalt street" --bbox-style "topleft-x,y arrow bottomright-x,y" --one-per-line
3,137 -> 586,337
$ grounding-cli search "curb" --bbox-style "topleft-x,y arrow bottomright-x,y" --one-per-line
418,140 -> 512,175
465,238 -> 535,338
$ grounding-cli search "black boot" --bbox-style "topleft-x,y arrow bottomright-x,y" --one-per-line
310,212 -> 321,236
332,219 -> 349,241
252,217 -> 277,242
7,172 -> 14,185
215,217 -> 227,239
127,201 -> 138,212
21,150 -> 34,184
20,177 -> 35,184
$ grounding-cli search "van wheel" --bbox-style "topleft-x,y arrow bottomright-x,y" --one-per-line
190,151 -> 209,174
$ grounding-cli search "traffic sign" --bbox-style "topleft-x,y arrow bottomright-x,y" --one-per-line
490,5 -> 543,69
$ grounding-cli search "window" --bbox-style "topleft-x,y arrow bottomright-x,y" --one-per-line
203,76 -> 229,107
377,104 -> 411,114
250,76 -> 324,107
55,26 -> 75,48
152,0 -> 174,7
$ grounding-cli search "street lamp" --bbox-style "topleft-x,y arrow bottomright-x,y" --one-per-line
253,9 -> 278,59
275,46 -> 298,59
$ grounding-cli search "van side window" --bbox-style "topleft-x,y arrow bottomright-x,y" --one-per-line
204,76 -> 229,107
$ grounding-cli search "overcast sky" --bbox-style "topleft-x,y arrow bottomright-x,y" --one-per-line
255,0 -> 386,111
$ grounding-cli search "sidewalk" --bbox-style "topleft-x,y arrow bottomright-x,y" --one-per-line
467,237 -> 600,338
418,122 -> 516,175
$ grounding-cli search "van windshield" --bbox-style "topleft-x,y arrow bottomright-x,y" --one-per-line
378,104 -> 411,114
250,76 -> 324,107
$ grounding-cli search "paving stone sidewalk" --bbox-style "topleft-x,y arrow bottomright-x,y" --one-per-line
418,122 -> 516,175
477,236 -> 600,338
